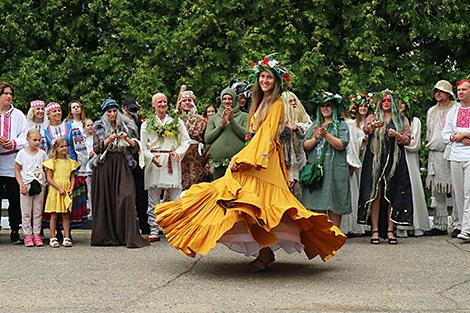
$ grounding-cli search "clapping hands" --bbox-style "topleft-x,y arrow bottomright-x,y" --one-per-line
313,126 -> 328,139
221,107 -> 233,127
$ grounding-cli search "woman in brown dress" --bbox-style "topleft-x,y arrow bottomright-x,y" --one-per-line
177,90 -> 207,190
90,99 -> 148,248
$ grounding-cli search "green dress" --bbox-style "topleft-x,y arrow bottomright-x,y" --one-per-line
301,121 -> 351,215
204,88 -> 248,179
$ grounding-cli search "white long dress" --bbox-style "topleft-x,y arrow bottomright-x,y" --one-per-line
398,117 -> 431,236
340,119 -> 369,235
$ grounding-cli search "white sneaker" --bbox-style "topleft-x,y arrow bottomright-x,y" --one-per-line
457,232 -> 470,240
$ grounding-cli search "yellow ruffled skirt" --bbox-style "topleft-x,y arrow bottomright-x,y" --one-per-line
156,167 -> 346,261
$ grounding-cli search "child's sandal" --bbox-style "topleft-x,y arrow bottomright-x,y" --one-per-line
62,238 -> 73,247
49,238 -> 60,248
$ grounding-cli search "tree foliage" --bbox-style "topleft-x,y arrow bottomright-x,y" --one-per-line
1,0 -> 468,119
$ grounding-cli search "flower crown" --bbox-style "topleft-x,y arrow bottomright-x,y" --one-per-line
320,91 -> 342,102
348,92 -> 375,114
308,91 -> 344,116
251,54 -> 292,87
373,88 -> 397,106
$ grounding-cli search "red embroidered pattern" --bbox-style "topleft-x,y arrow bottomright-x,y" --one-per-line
1,110 -> 12,139
5,114 -> 11,139
1,115 -> 5,137
456,107 -> 470,128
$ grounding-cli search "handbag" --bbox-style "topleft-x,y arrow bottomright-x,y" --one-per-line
28,179 -> 42,196
299,140 -> 328,190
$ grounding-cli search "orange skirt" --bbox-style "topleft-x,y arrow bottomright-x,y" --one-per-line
156,168 -> 346,260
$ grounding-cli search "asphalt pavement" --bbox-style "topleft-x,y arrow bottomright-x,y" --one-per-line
0,231 -> 469,313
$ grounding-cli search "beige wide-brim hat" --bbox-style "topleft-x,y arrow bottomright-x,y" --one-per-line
432,80 -> 455,98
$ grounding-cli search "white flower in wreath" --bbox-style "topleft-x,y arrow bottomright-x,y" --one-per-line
268,59 -> 278,68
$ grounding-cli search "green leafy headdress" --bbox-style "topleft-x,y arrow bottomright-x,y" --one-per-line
396,87 -> 418,116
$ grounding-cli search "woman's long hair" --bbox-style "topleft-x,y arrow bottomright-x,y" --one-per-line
373,94 -> 402,132
370,94 -> 404,181
101,109 -> 136,138
355,106 -> 369,128
248,70 -> 281,130
66,100 -> 87,125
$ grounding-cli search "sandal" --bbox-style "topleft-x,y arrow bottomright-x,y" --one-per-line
250,258 -> 269,272
370,231 -> 380,244
49,238 -> 60,248
250,249 -> 275,272
62,237 -> 73,247
387,231 -> 397,245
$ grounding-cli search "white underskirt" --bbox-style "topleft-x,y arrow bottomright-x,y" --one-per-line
219,218 -> 304,257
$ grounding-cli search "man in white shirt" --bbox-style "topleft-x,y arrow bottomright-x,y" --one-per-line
425,80 -> 460,237
141,93 -> 190,242
443,79 -> 470,240
0,83 -> 29,243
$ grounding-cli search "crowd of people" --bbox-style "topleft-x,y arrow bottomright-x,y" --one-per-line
0,57 -> 469,271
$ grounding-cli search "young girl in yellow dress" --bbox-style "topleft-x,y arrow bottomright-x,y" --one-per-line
43,138 -> 80,248
156,55 -> 346,271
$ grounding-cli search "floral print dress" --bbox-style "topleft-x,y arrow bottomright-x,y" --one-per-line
180,112 -> 207,190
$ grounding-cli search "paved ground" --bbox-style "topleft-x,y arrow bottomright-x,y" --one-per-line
0,231 -> 469,313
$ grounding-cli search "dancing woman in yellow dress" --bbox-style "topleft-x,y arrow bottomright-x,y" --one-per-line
156,55 -> 346,271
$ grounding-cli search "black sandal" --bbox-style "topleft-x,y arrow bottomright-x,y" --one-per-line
250,255 -> 275,272
370,231 -> 380,244
251,249 -> 275,272
387,231 -> 397,245
250,258 -> 267,272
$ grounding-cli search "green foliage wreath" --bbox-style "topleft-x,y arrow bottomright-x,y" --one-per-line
145,108 -> 181,145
